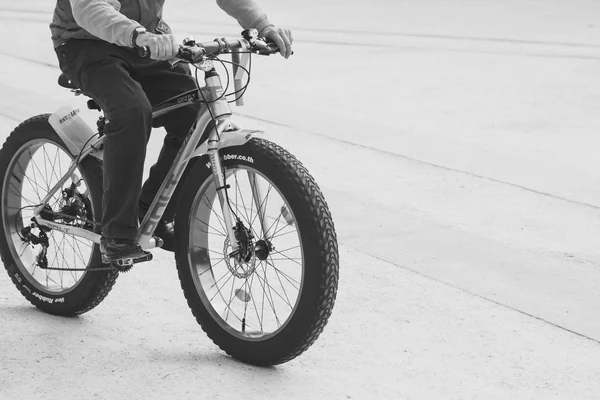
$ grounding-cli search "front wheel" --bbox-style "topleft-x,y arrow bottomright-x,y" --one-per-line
175,138 -> 339,366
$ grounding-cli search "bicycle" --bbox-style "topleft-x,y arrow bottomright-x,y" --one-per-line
0,30 -> 339,366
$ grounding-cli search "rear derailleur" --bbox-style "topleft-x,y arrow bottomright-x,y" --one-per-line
19,180 -> 95,271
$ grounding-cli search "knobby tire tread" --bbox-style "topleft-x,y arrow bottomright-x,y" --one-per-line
176,137 -> 339,366
0,114 -> 119,316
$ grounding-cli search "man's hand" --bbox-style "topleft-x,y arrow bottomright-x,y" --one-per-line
135,33 -> 179,61
261,26 -> 294,59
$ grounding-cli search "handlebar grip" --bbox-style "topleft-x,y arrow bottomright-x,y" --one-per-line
136,46 -> 151,59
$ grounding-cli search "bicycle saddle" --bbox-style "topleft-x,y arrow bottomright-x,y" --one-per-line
58,73 -> 79,90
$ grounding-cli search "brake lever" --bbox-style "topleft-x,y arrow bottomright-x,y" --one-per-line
168,46 -> 198,68
254,38 -> 294,56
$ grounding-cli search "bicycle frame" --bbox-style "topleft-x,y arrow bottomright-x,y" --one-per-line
33,67 -> 264,253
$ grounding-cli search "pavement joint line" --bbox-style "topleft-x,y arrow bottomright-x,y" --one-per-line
0,51 -> 58,69
235,113 -> 600,211
2,7 -> 600,50
306,29 -> 600,49
0,112 -> 21,123
355,247 -> 600,346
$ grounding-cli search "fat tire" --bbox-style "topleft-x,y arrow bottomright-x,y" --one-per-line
0,114 -> 119,316
175,138 -> 339,366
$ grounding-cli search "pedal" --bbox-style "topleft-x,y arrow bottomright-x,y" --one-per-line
114,252 -> 153,266
101,252 -> 153,265
115,258 -> 134,267
107,252 -> 152,272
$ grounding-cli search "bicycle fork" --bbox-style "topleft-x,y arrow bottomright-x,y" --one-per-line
207,145 -> 238,249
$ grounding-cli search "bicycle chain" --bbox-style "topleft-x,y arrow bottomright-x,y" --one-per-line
31,209 -> 118,272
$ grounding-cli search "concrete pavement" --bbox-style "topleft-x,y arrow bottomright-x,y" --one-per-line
0,1 -> 599,398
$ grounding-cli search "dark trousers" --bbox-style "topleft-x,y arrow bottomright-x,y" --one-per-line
56,39 -> 199,239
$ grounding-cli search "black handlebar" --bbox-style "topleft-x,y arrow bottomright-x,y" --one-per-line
136,36 -> 282,61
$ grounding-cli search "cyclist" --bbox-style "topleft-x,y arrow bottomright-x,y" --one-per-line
49,0 -> 293,262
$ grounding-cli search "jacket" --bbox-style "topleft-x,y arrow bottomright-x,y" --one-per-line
50,0 -> 272,48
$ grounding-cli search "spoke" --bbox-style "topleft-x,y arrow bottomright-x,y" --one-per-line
260,261 -> 267,326
72,236 -> 93,249
71,236 -> 80,282
258,263 -> 293,309
269,250 -> 303,269
42,145 -> 70,209
237,173 -> 263,240
209,272 -> 236,303
71,235 -> 90,265
247,268 -> 264,331
58,232 -> 67,281
270,258 -> 293,308
46,147 -> 66,210
46,272 -> 59,287
248,174 -> 256,237
29,149 -> 51,192
71,237 -> 90,281
265,258 -> 301,290
58,148 -> 63,180
58,227 -> 68,289
269,218 -> 298,240
194,216 -> 226,237
195,257 -> 226,278
224,274 -> 238,322
269,229 -> 297,240
249,184 -> 273,237
15,158 -> 43,201
50,145 -> 63,184
265,207 -> 286,243
9,182 -> 37,206
18,242 -> 30,258
258,263 -> 294,314
42,146 -> 51,190
201,193 -> 228,235
52,231 -> 70,272
211,209 -> 228,238
31,256 -> 37,277
49,238 -> 59,271
22,176 -> 48,199
233,172 -> 252,226
256,262 -> 283,325
242,271 -> 249,331
272,244 -> 302,256
192,245 -> 226,257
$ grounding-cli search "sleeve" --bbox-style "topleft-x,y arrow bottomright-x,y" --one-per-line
215,0 -> 274,34
69,0 -> 141,47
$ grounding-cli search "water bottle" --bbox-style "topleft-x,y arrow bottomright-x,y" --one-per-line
48,106 -> 97,156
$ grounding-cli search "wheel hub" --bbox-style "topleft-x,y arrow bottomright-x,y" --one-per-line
254,239 -> 271,261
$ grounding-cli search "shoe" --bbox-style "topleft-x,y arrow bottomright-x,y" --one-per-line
139,212 -> 175,252
100,237 -> 148,263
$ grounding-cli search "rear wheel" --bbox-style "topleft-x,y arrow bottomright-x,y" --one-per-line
0,114 -> 118,316
175,138 -> 339,366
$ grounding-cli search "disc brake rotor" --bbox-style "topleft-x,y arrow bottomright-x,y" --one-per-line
223,236 -> 257,279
